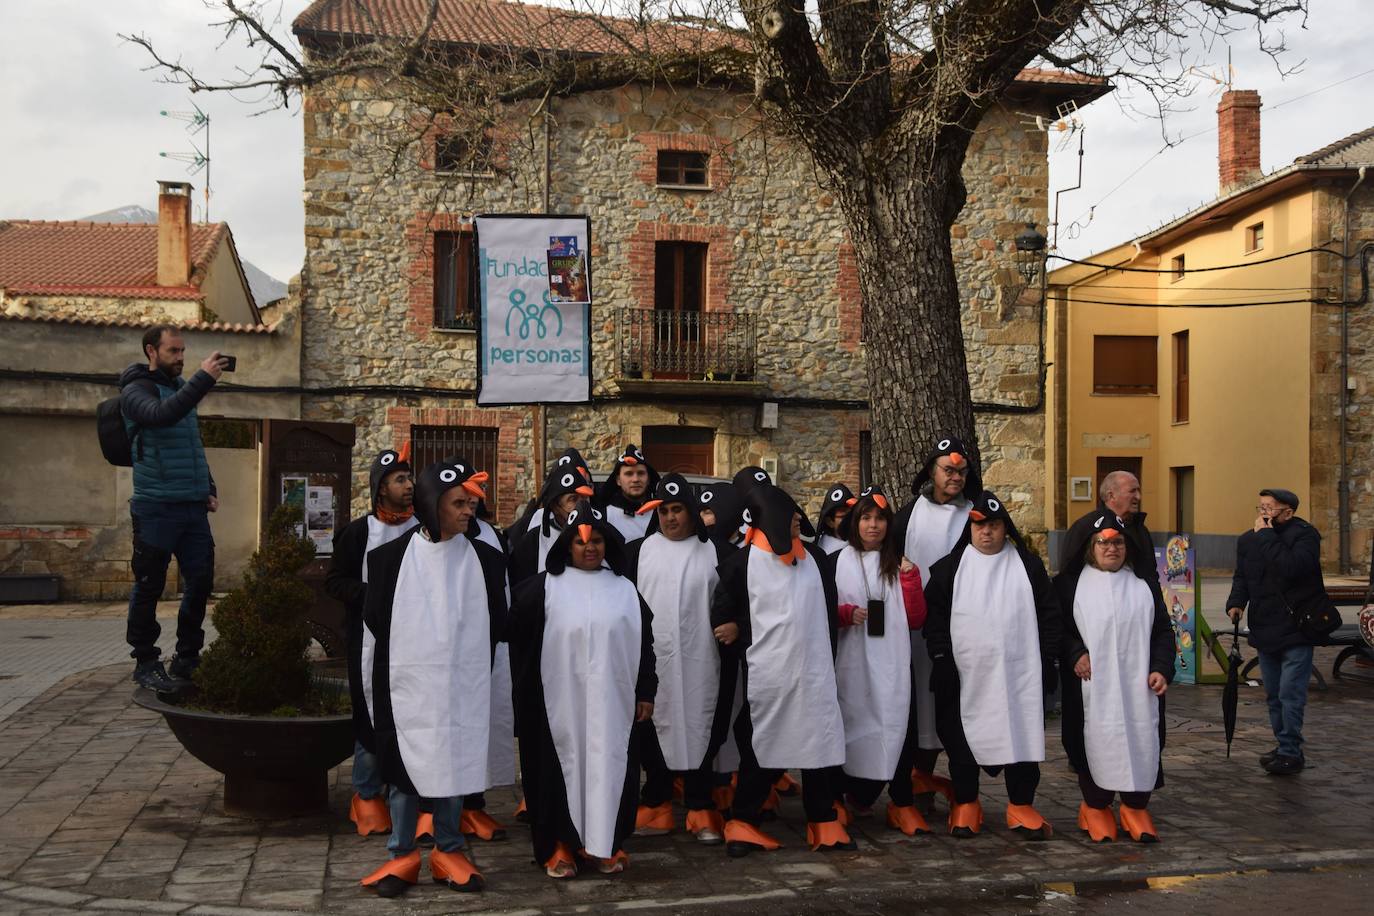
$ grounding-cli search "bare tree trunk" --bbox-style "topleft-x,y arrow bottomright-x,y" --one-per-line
829,142 -> 978,494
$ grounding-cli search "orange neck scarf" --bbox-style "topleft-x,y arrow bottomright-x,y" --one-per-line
376,505 -> 414,526
744,527 -> 807,565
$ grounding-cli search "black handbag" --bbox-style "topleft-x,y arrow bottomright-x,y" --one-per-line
1274,581 -> 1343,643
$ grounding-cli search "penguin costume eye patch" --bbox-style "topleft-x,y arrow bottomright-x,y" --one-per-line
700,491 -> 714,504
665,482 -> 681,496
380,453 -> 396,466
561,473 -> 576,487
830,488 -> 845,502
439,468 -> 458,483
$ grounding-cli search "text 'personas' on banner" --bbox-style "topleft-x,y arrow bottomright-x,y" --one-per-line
475,214 -> 593,405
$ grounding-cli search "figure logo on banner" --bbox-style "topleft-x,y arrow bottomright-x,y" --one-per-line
506,289 -> 564,340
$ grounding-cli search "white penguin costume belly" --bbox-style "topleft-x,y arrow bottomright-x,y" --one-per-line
904,496 -> 971,748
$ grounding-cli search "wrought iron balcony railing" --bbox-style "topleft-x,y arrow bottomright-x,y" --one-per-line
616,308 -> 757,381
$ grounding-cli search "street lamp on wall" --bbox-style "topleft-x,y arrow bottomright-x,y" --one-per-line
1014,222 -> 1048,288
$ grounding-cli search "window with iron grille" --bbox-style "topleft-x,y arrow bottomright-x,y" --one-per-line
434,230 -> 474,330
656,150 -> 710,187
409,425 -> 500,512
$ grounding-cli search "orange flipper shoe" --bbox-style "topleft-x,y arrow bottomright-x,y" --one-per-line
886,802 -> 932,836
634,801 -> 674,836
948,801 -> 984,837
831,800 -> 852,827
414,812 -> 435,845
686,807 -> 725,845
723,819 -> 782,858
544,842 -> 577,879
1077,802 -> 1117,843
429,849 -> 484,892
1006,804 -> 1053,840
459,808 -> 507,841
807,819 -> 858,852
361,849 -> 421,898
912,770 -> 956,803
1119,805 -> 1159,843
596,849 -> 629,874
774,772 -> 801,797
759,787 -> 782,819
349,793 -> 391,836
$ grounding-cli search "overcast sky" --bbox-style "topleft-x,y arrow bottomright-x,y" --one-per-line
2,1 -> 1368,282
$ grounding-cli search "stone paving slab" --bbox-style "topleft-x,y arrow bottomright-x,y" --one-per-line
0,650 -> 1370,914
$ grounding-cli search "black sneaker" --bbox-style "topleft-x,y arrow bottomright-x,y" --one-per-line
1259,747 -> 1280,767
168,654 -> 200,680
1264,754 -> 1305,776
132,661 -> 191,693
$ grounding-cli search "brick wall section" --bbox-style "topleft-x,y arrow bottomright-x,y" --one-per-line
0,526 -> 136,601
1218,90 -> 1262,194
405,211 -> 470,337
632,131 -> 737,191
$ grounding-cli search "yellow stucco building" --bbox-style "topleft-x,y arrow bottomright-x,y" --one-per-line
1046,92 -> 1373,571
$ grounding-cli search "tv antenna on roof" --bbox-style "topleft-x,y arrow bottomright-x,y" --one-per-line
1189,47 -> 1236,96
159,102 -> 211,221
1019,99 -> 1083,152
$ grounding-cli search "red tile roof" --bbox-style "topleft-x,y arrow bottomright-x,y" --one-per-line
0,313 -> 277,334
0,220 -> 227,301
293,0 -> 1109,93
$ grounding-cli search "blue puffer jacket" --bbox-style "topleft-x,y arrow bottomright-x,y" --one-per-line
118,364 -> 217,503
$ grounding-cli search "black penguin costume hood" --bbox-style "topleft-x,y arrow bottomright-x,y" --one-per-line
368,444 -> 412,513
733,465 -> 773,495
836,484 -> 895,541
740,483 -> 815,563
909,436 -> 983,501
697,482 -> 742,542
543,448 -> 593,498
412,458 -> 489,542
597,444 -> 660,510
545,499 -> 630,576
815,483 -> 856,537
1058,507 -> 1144,581
636,473 -> 709,541
539,463 -> 597,536
949,489 -> 1026,554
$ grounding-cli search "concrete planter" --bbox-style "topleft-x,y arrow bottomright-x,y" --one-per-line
133,687 -> 352,818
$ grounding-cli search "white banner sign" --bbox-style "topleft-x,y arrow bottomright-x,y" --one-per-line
475,214 -> 592,405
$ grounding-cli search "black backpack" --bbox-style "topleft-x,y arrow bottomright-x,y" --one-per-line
96,395 -> 140,467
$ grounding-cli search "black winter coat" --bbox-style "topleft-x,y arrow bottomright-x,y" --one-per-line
1225,517 -> 1325,653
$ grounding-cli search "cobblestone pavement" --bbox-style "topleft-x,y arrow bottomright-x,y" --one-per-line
0,633 -> 1369,915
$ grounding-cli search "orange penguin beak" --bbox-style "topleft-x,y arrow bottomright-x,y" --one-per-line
1099,528 -> 1122,540
577,524 -> 593,544
636,499 -> 663,516
575,485 -> 595,497
844,497 -> 858,506
623,456 -> 639,465
461,470 -> 489,498
969,509 -> 987,522
948,452 -> 965,467
397,440 -> 412,463
873,494 -> 889,510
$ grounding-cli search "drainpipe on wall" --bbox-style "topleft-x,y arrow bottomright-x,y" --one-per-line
1340,165 -> 1367,574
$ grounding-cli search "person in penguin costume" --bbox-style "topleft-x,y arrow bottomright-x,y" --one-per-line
922,490 -> 1062,840
892,436 -> 983,809
696,481 -> 743,548
508,463 -> 596,587
622,474 -> 737,845
595,444 -> 660,542
509,500 -> 657,879
815,483 -> 857,555
825,485 -> 931,835
325,445 -> 419,837
1054,509 -> 1174,843
358,459 -> 510,898
514,447 -> 594,536
710,483 -> 854,857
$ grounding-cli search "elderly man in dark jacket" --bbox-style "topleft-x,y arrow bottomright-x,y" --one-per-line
1062,471 -> 1153,574
1226,488 -> 1324,775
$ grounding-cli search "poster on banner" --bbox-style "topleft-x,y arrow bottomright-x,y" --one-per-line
1156,535 -> 1197,685
306,485 -> 335,555
475,214 -> 592,405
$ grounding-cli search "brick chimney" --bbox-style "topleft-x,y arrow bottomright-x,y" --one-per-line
1217,89 -> 1262,194
156,180 -> 193,287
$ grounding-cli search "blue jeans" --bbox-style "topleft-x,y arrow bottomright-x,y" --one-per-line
388,789 -> 466,857
1256,644 -> 1313,759
126,499 -> 215,663
352,741 -> 384,799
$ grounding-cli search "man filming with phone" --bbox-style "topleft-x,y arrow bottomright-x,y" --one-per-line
119,324 -> 230,693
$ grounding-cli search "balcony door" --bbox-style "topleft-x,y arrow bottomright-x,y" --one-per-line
653,241 -> 707,377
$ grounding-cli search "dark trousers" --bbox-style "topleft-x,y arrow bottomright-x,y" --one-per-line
731,699 -> 837,825
913,746 -> 942,774
126,499 -> 215,663
1077,771 -> 1150,810
637,722 -> 714,811
949,761 -> 1040,806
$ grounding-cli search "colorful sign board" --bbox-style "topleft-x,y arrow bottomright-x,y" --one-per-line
1156,535 -> 1198,685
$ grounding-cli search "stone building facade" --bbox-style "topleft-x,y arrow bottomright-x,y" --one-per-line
292,6 -> 1107,542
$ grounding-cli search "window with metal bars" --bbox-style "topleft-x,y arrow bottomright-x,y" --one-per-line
434,230 -> 475,330
409,425 -> 500,512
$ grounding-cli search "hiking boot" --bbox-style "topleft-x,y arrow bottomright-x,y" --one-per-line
168,654 -> 200,680
133,660 -> 190,693
1264,754 -> 1305,776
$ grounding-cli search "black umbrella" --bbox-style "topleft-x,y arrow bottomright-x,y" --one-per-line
1223,618 -> 1244,758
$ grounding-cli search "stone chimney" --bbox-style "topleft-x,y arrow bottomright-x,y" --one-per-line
156,180 -> 193,287
1217,89 -> 1262,194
